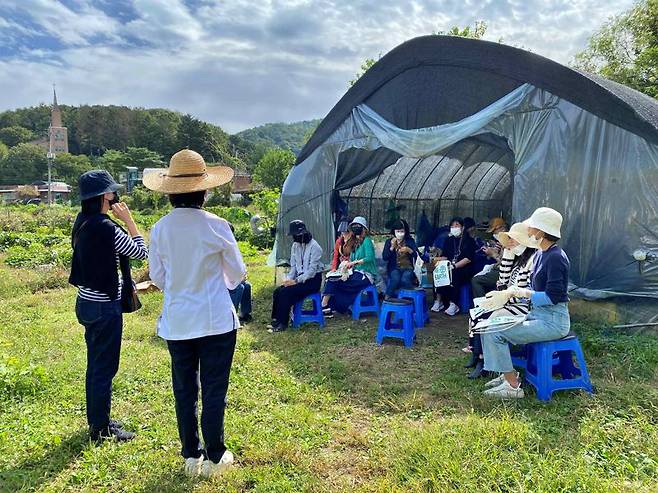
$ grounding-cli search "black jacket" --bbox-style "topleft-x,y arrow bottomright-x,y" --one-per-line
69,213 -> 122,300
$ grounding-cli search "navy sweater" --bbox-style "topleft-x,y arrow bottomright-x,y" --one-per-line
530,245 -> 570,305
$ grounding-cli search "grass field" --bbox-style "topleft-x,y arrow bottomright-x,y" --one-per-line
1,257 -> 657,492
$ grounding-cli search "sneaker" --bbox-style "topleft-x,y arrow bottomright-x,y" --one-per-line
444,302 -> 460,316
461,346 -> 473,353
267,323 -> 287,333
202,450 -> 234,477
430,300 -> 444,312
484,371 -> 519,388
90,422 -> 135,443
184,456 -> 204,477
483,379 -> 524,399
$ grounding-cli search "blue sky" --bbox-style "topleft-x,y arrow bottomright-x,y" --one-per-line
0,0 -> 634,133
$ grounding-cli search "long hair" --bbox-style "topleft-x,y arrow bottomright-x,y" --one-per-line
81,195 -> 103,215
512,247 -> 536,270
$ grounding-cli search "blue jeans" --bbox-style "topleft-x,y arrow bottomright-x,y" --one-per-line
75,297 -> 123,434
167,330 -> 237,462
482,303 -> 571,373
229,281 -> 252,317
386,268 -> 416,297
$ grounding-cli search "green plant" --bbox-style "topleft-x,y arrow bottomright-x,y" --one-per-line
0,353 -> 48,400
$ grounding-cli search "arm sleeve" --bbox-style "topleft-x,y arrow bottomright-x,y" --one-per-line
148,227 -> 165,289
362,238 -> 376,265
114,228 -> 148,260
211,219 -> 246,290
286,244 -> 298,281
296,243 -> 323,283
543,256 -> 569,305
330,239 -> 340,271
462,237 -> 476,261
382,239 -> 394,261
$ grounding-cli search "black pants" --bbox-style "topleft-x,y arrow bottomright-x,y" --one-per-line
436,267 -> 474,306
167,330 -> 237,462
166,330 -> 237,462
76,298 -> 123,434
471,266 -> 500,298
271,274 -> 322,326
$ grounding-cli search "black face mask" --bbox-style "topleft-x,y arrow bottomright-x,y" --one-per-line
351,226 -> 363,236
108,192 -> 120,206
292,234 -> 304,243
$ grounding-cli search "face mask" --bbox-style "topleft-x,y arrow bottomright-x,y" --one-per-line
292,234 -> 304,243
450,227 -> 462,237
351,226 -> 363,236
108,193 -> 120,206
511,245 -> 527,256
526,234 -> 543,248
394,231 -> 405,241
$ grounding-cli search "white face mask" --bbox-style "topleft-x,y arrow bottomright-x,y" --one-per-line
394,231 -> 405,241
526,234 -> 543,248
511,245 -> 527,256
450,227 -> 462,238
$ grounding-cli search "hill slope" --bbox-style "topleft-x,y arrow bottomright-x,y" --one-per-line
236,119 -> 321,155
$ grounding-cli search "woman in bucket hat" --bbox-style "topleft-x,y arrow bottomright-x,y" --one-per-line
479,207 -> 571,398
321,216 -> 378,315
268,219 -> 324,332
145,150 -> 246,477
69,170 -> 148,442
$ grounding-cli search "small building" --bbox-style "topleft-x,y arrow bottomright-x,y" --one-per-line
0,181 -> 72,205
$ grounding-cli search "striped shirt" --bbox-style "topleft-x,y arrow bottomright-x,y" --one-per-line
78,228 -> 148,302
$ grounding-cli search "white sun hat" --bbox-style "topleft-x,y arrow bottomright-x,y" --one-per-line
350,216 -> 369,231
525,207 -> 563,238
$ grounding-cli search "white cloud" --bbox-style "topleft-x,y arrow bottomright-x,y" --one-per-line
0,0 -> 637,132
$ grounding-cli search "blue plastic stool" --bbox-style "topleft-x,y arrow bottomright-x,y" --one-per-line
376,300 -> 415,347
459,284 -> 473,313
291,293 -> 325,329
523,335 -> 593,401
351,284 -> 380,320
398,288 -> 430,328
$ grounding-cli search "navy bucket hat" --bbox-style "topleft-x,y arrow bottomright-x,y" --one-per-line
79,170 -> 122,201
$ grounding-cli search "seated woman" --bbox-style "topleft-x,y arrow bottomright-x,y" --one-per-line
323,216 -> 377,314
480,207 -> 571,398
464,222 -> 536,379
321,219 -> 355,310
382,219 -> 419,299
433,217 -> 477,316
269,220 -> 323,332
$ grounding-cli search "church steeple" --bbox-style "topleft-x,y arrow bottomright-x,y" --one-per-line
51,84 -> 62,128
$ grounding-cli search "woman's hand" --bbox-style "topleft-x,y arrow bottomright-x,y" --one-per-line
400,246 -> 413,254
282,279 -> 297,287
111,202 -> 139,237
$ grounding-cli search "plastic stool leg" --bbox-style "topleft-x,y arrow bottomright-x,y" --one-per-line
573,343 -> 594,393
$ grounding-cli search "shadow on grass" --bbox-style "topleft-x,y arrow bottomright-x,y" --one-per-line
0,429 -> 88,492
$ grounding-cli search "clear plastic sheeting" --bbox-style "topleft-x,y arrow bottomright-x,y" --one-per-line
277,84 -> 658,302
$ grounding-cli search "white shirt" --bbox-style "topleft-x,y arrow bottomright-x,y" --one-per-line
286,239 -> 324,283
149,208 -> 246,341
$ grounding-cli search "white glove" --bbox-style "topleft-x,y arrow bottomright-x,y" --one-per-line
481,290 -> 514,311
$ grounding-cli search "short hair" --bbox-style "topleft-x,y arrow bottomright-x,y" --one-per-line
81,195 -> 103,214
449,216 -> 464,227
169,191 -> 206,208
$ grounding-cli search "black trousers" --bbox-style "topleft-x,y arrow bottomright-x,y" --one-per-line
471,266 -> 500,298
166,330 -> 237,462
437,267 -> 474,305
271,274 -> 322,326
76,298 -> 123,434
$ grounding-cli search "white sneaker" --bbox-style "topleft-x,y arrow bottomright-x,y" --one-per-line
484,372 -> 519,388
444,302 -> 460,316
202,450 -> 234,477
431,300 -> 444,312
483,379 -> 524,399
184,456 -> 204,477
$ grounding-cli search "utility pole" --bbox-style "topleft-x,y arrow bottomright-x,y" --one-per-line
47,151 -> 54,205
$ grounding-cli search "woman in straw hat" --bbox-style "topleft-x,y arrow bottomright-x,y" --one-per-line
480,207 -> 571,398
464,222 -> 536,379
144,150 -> 246,477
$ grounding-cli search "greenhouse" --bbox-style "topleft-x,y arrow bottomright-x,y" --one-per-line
276,35 -> 658,303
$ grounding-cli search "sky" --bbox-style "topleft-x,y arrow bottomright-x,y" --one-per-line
0,0 -> 635,133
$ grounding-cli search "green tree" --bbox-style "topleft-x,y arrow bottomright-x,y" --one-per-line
0,143 -> 47,184
436,21 -> 488,39
0,142 -> 8,161
98,147 -> 163,175
253,148 -> 295,189
574,0 -> 658,98
50,153 -> 94,185
349,56 -> 381,87
0,126 -> 36,147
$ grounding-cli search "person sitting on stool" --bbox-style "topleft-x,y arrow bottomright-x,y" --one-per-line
269,220 -> 323,332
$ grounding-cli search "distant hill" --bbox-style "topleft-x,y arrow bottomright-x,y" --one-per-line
236,119 -> 321,156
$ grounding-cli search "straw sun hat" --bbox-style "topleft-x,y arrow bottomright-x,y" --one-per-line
142,149 -> 234,194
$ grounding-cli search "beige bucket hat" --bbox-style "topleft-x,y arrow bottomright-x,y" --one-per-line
525,207 -> 562,238
142,149 -> 234,194
496,222 -> 531,248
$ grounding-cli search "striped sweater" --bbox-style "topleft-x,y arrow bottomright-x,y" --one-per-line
78,228 -> 148,302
